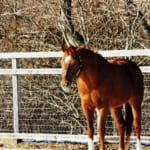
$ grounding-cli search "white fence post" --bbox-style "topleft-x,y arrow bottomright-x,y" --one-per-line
12,58 -> 19,133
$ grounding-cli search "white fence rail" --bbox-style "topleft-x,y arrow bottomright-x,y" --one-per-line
0,49 -> 150,143
0,49 -> 149,59
0,50 -> 150,75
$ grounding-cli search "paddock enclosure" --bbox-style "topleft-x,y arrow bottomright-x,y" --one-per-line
0,50 -> 149,147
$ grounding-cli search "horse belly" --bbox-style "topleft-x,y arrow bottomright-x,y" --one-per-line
96,84 -> 132,108
84,88 -> 131,109
108,88 -> 132,108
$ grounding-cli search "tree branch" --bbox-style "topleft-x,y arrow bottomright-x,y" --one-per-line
123,0 -> 150,37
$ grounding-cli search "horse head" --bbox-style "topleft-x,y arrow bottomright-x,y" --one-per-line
60,45 -> 83,94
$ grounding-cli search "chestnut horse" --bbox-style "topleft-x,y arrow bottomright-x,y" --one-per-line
60,45 -> 144,150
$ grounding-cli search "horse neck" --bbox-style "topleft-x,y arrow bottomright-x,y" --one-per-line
77,50 -> 108,81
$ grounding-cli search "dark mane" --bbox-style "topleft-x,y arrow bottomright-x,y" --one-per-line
78,48 -> 108,63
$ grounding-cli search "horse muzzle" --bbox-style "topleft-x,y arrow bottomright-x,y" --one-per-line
60,82 -> 71,94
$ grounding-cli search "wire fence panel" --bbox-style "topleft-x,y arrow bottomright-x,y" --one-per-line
0,73 -> 149,137
141,73 -> 150,136
0,76 -> 13,133
18,75 -> 85,134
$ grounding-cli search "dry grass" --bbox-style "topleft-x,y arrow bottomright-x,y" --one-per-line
0,139 -> 149,150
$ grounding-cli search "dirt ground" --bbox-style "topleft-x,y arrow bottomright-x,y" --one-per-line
0,139 -> 150,150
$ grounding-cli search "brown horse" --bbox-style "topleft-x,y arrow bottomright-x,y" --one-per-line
60,45 -> 144,150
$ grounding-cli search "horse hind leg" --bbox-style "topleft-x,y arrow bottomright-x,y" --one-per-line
131,104 -> 142,150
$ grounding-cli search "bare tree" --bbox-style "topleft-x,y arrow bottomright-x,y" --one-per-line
58,0 -> 85,46
1,0 -> 149,51
124,0 -> 150,37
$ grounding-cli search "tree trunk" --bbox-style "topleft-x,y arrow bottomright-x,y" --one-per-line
59,0 -> 85,47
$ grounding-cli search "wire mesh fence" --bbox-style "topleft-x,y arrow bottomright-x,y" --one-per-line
0,73 -> 149,136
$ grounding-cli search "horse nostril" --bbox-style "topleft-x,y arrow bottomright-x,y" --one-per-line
60,82 -> 71,94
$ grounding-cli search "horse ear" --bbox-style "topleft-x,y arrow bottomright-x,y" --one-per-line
61,44 -> 67,52
76,45 -> 84,51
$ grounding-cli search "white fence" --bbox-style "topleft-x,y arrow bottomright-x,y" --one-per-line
0,49 -> 150,144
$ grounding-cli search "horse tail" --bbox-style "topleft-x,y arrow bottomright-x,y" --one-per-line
125,102 -> 133,139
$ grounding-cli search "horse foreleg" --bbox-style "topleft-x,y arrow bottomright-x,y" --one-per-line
98,108 -> 108,150
111,107 -> 125,150
81,102 -> 94,150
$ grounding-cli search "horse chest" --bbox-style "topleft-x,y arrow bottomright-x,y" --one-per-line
79,88 -> 107,108
90,90 -> 107,107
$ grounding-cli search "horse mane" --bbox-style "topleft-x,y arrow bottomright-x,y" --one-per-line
77,47 -> 108,63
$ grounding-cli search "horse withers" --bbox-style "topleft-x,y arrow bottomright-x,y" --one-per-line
60,45 -> 144,150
